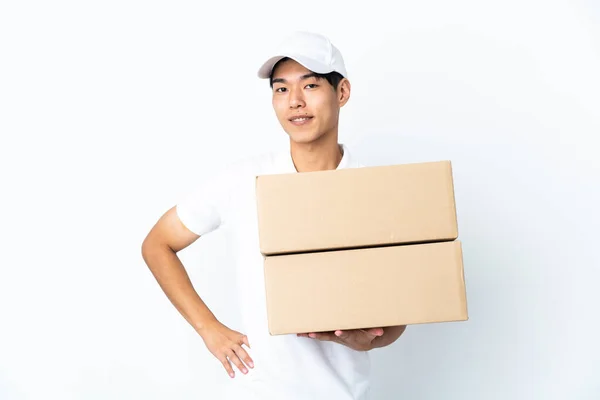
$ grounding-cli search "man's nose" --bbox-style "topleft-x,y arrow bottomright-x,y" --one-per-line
289,90 -> 306,109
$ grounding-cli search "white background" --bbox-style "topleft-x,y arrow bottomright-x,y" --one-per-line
1,0 -> 599,399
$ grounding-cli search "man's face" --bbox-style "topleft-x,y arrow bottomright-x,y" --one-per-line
271,59 -> 348,144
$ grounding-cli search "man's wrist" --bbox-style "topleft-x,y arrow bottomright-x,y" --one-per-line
193,315 -> 219,336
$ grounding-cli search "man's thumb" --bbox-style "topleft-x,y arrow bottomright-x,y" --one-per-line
366,328 -> 384,337
242,335 -> 251,348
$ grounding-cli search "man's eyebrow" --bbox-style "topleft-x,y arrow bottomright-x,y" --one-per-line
271,73 -> 321,85
300,72 -> 320,81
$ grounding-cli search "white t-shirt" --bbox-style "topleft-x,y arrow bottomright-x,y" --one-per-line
176,144 -> 371,399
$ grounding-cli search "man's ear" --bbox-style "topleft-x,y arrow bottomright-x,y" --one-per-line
338,78 -> 351,107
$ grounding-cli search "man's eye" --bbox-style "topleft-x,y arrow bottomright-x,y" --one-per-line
305,84 -> 318,89
275,87 -> 287,93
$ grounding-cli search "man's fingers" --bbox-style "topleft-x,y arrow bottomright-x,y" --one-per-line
221,357 -> 235,378
364,328 -> 384,337
226,349 -> 248,375
335,330 -> 350,339
308,332 -> 336,341
336,328 -> 383,341
241,335 -> 251,349
299,329 -> 383,343
234,344 -> 254,369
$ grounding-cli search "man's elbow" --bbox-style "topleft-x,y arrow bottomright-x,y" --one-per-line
141,232 -> 169,263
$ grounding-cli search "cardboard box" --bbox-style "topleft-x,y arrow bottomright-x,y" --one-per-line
264,240 -> 468,335
255,160 -> 458,255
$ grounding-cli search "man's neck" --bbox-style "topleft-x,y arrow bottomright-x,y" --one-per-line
289,134 -> 343,173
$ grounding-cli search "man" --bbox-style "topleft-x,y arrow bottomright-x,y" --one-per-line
141,31 -> 407,399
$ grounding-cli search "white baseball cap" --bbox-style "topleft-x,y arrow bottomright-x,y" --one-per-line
257,31 -> 348,79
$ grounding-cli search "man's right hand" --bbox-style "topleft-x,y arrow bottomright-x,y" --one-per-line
199,320 -> 254,378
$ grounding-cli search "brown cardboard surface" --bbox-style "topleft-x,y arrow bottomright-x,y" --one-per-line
255,160 -> 458,255
264,240 -> 468,335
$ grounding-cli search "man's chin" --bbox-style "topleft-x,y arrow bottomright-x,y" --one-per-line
287,131 -> 323,145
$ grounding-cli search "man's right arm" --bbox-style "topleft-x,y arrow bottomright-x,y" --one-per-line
141,206 -> 216,333
141,206 -> 253,378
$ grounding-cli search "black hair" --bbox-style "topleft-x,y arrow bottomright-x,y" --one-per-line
269,57 -> 344,90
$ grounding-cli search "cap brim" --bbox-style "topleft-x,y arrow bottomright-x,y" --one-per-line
257,53 -> 334,79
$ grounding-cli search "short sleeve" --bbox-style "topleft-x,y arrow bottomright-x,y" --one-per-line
175,166 -> 236,236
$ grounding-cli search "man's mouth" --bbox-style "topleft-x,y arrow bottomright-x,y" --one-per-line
289,116 -> 314,125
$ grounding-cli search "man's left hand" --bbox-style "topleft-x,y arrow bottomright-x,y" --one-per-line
297,328 -> 385,351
